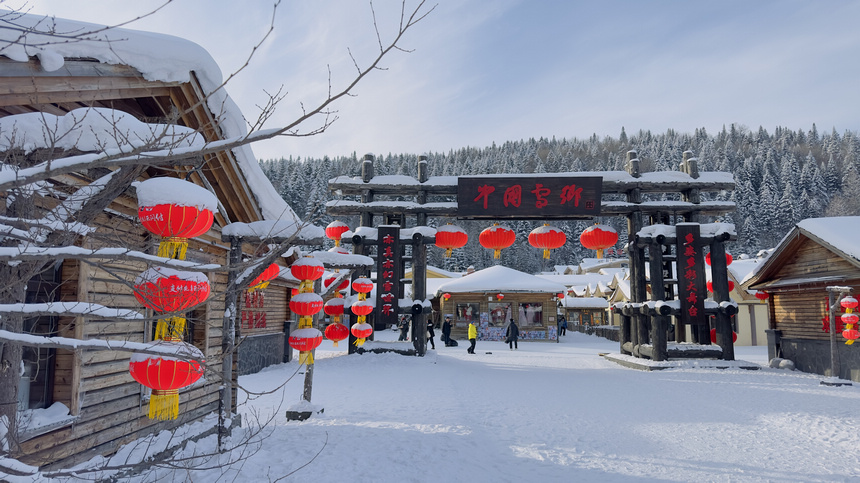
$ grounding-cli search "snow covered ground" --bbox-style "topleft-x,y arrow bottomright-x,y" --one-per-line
33,330 -> 860,482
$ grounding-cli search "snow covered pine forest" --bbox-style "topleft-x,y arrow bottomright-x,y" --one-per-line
261,125 -> 860,271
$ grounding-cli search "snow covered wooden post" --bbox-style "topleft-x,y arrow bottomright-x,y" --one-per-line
361,154 -> 375,227
624,150 -> 645,356
709,233 -> 735,360
220,236 -> 241,447
646,236 -> 669,361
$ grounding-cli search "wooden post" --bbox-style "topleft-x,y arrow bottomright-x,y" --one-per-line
361,154 -> 375,228
709,237 -> 734,360
417,154 -> 428,226
301,278 -> 322,402
625,150 -> 647,357
648,239 -> 668,361
219,236 -> 241,447
412,232 -> 428,356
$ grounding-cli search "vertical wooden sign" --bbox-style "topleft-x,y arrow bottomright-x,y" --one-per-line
675,223 -> 706,326
376,225 -> 401,329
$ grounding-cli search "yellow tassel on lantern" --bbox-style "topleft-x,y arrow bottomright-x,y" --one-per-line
149,389 -> 179,420
354,338 -> 367,347
493,249 -> 501,259
299,351 -> 315,364
543,248 -> 551,259
154,316 -> 186,341
158,237 -> 189,260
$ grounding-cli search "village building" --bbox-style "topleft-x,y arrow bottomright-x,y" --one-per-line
434,265 -> 567,341
0,13 -> 320,469
743,216 -> 860,382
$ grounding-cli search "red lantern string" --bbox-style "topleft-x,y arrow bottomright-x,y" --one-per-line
841,296 -> 858,345
529,224 -> 566,259
479,223 -> 515,259
435,224 -> 468,258
579,224 -> 618,259
325,220 -> 350,247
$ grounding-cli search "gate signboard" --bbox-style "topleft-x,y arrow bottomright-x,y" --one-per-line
375,225 -> 401,329
456,176 -> 602,219
675,223 -> 706,326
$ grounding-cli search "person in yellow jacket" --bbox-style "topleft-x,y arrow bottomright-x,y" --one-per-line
467,320 -> 477,354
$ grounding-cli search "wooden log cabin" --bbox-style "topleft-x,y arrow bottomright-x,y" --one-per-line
435,265 -> 567,341
0,14 -> 312,470
744,216 -> 860,382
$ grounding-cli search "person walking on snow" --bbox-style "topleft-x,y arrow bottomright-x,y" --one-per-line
505,318 -> 519,350
427,319 -> 436,350
398,316 -> 409,341
442,316 -> 452,345
467,320 -> 477,354
559,315 -> 567,336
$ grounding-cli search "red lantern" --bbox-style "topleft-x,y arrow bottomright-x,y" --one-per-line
496,293 -> 505,300
324,298 -> 345,317
351,322 -> 373,345
842,297 -> 858,345
480,223 -> 516,259
248,263 -> 280,290
841,313 -> 859,325
710,328 -> 738,343
707,280 -> 735,293
843,329 -> 860,343
443,293 -> 451,301
706,252 -> 734,266
435,224 -> 468,258
557,293 -> 565,299
528,224 -> 566,259
137,179 -> 216,260
129,340 -> 204,420
324,322 -> 349,347
326,220 -> 350,247
352,277 -> 374,294
290,293 -> 324,317
288,327 -> 323,352
291,257 -> 324,282
754,291 -> 769,302
841,296 -> 858,310
579,225 -> 618,259
325,276 -> 350,292
350,300 -> 374,317
291,288 -> 299,296
133,267 -> 210,313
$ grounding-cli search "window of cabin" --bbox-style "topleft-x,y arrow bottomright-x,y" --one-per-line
19,264 -> 61,411
488,303 -> 511,326
518,303 -> 543,326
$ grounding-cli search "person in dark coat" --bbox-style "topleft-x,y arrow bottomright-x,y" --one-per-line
442,316 -> 452,345
398,316 -> 409,341
559,315 -> 567,336
505,318 -> 519,350
426,319 -> 436,350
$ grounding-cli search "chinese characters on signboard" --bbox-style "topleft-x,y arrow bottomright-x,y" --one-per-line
456,176 -> 602,219
375,225 -> 401,329
675,224 -> 706,326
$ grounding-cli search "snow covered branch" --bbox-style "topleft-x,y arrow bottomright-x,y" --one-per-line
0,302 -> 143,320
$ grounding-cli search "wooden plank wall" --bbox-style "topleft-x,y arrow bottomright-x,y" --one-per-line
21,198 -> 230,469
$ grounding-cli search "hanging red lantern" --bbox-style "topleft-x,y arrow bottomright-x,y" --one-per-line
136,178 -> 216,260
351,322 -> 373,345
291,288 -> 299,297
325,276 -> 350,292
579,224 -> 618,259
528,224 -> 567,259
289,328 -> 323,352
325,220 -> 350,247
557,293 -> 565,299
841,296 -> 858,345
707,280 -> 735,293
291,257 -> 324,282
706,252 -> 734,266
133,267 -> 210,313
350,300 -> 374,317
129,340 -> 204,420
352,277 -> 374,294
435,224 -> 468,258
443,293 -> 451,301
324,297 -> 345,317
754,291 -> 769,302
479,223 -> 516,259
496,293 -> 505,300
710,328 -> 738,343
324,322 -> 349,347
248,263 -> 280,290
290,292 -> 324,317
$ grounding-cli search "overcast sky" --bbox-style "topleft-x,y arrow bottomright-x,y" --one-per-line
21,0 -> 860,161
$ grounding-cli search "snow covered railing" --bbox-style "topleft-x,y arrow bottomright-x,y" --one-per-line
0,302 -> 143,319
0,330 -> 211,362
0,246 -> 221,270
613,299 -> 738,317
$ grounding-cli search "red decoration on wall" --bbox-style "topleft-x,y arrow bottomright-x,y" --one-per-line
479,223 -> 516,259
435,224 -> 468,258
443,293 -> 451,300
528,224 -> 566,259
325,220 -> 350,247
496,293 -> 505,300
579,224 -> 618,259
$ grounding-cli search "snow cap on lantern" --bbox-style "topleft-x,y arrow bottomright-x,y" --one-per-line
479,223 -> 516,259
435,224 -> 468,258
136,177 -> 217,260
528,224 -> 566,259
579,224 -> 618,259
326,220 -> 350,247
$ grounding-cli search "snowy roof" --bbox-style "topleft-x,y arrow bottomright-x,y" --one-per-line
560,297 -> 609,309
435,265 -> 567,295
536,273 -> 615,289
0,11 -> 304,226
